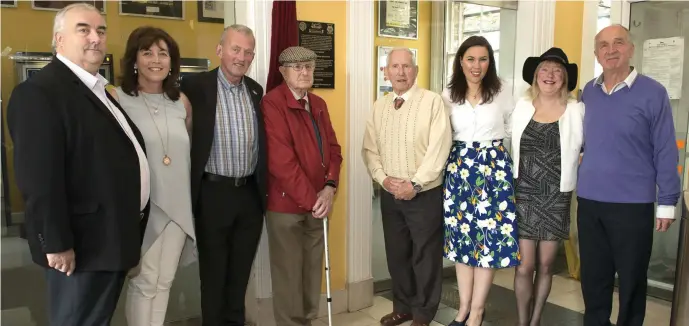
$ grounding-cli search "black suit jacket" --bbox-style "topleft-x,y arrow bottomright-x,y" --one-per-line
180,68 -> 267,213
7,58 -> 150,272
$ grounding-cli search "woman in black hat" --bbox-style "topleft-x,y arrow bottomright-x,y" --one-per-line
510,47 -> 584,326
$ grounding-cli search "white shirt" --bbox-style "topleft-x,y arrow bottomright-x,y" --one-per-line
442,86 -> 515,142
595,66 -> 638,94
56,54 -> 150,211
511,98 -> 585,192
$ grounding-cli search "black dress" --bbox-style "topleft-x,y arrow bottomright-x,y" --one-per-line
515,119 -> 572,241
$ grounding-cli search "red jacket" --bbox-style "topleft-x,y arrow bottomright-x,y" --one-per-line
261,83 -> 342,214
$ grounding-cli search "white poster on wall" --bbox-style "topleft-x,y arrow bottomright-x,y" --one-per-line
642,36 -> 684,99
377,46 -> 418,100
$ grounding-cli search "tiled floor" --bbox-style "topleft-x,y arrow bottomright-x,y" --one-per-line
165,268 -> 671,326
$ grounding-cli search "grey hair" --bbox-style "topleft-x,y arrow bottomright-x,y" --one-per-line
594,23 -> 633,53
52,2 -> 102,53
219,24 -> 256,45
386,47 -> 417,67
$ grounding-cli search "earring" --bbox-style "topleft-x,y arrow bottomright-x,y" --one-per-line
168,69 -> 171,76
134,67 -> 138,74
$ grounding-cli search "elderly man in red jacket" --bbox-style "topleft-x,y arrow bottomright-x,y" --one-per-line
261,46 -> 342,326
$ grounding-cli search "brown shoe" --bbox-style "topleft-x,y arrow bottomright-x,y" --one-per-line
380,312 -> 412,325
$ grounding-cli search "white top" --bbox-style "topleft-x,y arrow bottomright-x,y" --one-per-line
56,54 -> 150,211
441,86 -> 515,142
511,98 -> 585,192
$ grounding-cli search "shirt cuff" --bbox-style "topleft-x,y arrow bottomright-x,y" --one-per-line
656,205 -> 676,219
373,170 -> 388,186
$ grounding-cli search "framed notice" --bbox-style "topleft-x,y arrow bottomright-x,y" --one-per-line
1,1 -> 17,8
32,1 -> 105,13
378,0 -> 418,39
377,46 -> 417,100
197,0 -> 224,24
298,20 -> 335,89
119,1 -> 184,20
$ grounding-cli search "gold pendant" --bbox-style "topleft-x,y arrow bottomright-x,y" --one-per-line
163,155 -> 171,166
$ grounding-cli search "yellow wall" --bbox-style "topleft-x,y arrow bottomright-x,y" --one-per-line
373,0 -> 432,94
554,0 -> 584,91
296,1 -> 348,292
1,1 -> 224,212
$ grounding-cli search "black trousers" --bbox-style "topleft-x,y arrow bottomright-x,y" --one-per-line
577,197 -> 655,326
196,174 -> 264,326
45,269 -> 126,326
380,186 -> 444,323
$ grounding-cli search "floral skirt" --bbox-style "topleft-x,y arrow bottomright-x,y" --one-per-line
443,140 -> 521,268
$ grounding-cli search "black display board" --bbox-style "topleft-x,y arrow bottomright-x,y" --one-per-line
298,20 -> 335,89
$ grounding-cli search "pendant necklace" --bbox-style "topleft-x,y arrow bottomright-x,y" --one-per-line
142,93 -> 171,166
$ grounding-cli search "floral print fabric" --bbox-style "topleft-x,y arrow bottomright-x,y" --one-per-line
443,140 -> 521,268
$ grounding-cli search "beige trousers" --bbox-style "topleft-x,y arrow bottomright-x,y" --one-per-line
125,221 -> 186,326
266,211 -> 325,326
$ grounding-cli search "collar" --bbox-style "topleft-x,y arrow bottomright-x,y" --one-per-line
595,66 -> 638,88
392,85 -> 417,102
56,53 -> 109,90
288,86 -> 309,103
217,68 -> 244,91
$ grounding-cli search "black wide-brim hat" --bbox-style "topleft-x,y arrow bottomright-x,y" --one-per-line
523,47 -> 578,92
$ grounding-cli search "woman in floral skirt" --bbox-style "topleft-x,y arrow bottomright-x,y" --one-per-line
441,36 -> 520,326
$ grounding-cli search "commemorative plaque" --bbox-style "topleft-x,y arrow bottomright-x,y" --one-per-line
298,20 -> 335,89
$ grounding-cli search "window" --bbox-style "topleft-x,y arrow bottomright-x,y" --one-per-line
594,0 -> 612,78
443,1 -> 517,91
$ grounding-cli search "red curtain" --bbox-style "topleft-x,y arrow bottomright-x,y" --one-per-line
266,0 -> 298,93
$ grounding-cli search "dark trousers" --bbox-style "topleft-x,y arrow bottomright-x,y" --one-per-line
196,174 -> 264,326
45,269 -> 126,326
577,197 -> 655,326
380,186 -> 444,323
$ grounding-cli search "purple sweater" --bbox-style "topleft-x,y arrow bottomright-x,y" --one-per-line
578,74 -> 680,206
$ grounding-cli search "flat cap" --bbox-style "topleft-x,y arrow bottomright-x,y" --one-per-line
279,46 -> 317,65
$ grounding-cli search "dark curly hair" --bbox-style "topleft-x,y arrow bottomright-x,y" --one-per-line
119,26 -> 181,101
447,35 -> 502,104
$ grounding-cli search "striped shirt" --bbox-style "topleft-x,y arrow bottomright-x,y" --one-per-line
205,70 -> 258,177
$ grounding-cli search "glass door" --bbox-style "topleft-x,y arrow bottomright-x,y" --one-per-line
628,0 -> 689,300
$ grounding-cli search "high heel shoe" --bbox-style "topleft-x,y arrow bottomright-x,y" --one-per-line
448,311 -> 470,326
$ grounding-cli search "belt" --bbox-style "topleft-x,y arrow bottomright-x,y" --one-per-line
203,172 -> 254,187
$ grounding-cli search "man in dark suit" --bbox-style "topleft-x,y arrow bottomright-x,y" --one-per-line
7,3 -> 150,326
180,24 -> 267,326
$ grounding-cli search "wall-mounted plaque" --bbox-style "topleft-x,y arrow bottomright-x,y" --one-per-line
298,20 -> 335,89
197,0 -> 224,23
378,0 -> 418,40
32,1 -> 105,13
1,1 -> 17,8
119,1 -> 183,20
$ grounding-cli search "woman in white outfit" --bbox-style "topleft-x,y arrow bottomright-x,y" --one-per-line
108,26 -> 196,326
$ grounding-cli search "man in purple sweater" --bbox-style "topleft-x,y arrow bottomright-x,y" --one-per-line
578,24 -> 680,326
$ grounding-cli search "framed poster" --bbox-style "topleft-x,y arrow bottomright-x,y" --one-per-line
377,46 -> 417,100
378,0 -> 418,39
298,20 -> 335,89
197,0 -> 224,23
32,1 -> 105,13
119,1 -> 184,20
1,1 -> 17,8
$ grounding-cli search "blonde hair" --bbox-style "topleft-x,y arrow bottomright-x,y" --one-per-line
525,61 -> 573,103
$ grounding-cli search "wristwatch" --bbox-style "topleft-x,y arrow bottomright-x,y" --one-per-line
325,180 -> 337,190
411,181 -> 422,193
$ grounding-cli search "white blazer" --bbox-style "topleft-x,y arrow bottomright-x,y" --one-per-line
511,98 -> 585,192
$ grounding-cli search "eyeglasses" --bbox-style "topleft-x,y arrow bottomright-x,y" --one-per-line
285,64 -> 315,72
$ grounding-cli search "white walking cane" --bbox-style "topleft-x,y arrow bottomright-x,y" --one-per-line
323,216 -> 333,326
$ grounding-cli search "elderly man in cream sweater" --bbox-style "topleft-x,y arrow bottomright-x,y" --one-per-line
362,47 -> 452,326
